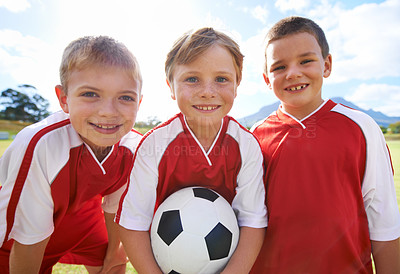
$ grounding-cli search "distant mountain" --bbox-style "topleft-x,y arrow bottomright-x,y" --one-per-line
238,97 -> 400,128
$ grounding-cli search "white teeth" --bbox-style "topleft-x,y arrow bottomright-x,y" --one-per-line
96,124 -> 118,129
288,85 -> 307,91
196,106 -> 218,111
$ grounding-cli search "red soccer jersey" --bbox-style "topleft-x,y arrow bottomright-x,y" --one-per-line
117,113 -> 267,230
0,111 -> 142,272
250,100 -> 400,274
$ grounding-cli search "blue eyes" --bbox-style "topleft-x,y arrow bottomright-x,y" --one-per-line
216,77 -> 227,82
82,92 -> 98,97
184,77 -> 228,83
185,77 -> 198,83
80,92 -> 135,102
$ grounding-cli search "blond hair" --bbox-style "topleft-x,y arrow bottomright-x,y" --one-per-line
165,27 -> 244,83
59,36 -> 142,92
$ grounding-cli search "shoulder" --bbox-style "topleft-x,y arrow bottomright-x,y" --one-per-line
7,111 -> 80,154
225,116 -> 262,153
331,103 -> 376,126
119,128 -> 143,153
0,112 -> 82,194
249,111 -> 277,133
131,114 -> 184,163
139,114 -> 184,146
330,103 -> 382,139
226,116 -> 256,139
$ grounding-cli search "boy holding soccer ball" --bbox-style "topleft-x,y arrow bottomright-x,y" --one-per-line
117,27 -> 268,273
250,16 -> 400,273
0,36 -> 143,273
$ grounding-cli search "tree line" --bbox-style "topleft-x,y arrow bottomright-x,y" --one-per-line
0,85 -> 399,134
0,85 -> 50,123
0,85 -> 162,130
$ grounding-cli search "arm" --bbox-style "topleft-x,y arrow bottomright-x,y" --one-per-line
371,238 -> 400,274
98,212 -> 128,273
221,227 -> 265,274
9,237 -> 50,274
118,226 -> 162,274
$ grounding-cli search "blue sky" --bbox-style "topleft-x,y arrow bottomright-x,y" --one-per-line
0,0 -> 399,122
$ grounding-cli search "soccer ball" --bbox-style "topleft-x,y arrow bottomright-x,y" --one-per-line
150,187 -> 239,274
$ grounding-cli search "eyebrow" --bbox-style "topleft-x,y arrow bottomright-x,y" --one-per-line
181,70 -> 235,76
77,85 -> 139,94
299,51 -> 318,57
77,85 -> 100,91
270,51 -> 318,67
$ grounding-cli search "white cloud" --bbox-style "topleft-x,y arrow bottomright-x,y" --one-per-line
251,5 -> 268,24
0,29 -> 59,111
238,5 -> 268,25
239,28 -> 268,96
1,0 -> 399,120
346,83 -> 400,116
314,0 -> 400,83
275,0 -> 311,13
0,0 -> 30,12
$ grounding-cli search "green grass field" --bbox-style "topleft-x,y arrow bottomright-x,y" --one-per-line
387,140 -> 400,209
1,135 -> 399,273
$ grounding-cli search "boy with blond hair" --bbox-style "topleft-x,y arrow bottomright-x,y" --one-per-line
251,16 -> 400,273
0,36 -> 143,273
117,27 -> 267,273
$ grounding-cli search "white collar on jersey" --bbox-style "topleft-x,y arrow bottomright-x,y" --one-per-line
83,142 -> 115,175
279,99 -> 329,129
183,115 -> 224,166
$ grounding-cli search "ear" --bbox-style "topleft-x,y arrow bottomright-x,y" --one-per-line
166,78 -> 176,100
55,85 -> 69,113
234,77 -> 241,98
263,73 -> 272,90
323,54 -> 332,78
139,94 -> 143,106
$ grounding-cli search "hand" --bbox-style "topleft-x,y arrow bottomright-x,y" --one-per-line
98,244 -> 128,274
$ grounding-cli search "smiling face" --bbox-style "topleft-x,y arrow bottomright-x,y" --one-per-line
56,65 -> 141,158
264,32 -> 332,120
168,44 -> 238,138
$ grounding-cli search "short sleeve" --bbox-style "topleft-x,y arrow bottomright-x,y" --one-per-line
116,134 -> 159,230
0,136 -> 55,245
228,122 -> 268,228
361,119 -> 400,241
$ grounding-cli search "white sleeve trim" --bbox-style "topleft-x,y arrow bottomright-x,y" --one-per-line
332,105 -> 400,241
227,121 -> 268,228
118,118 -> 183,231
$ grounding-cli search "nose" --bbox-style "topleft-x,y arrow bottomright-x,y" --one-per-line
199,82 -> 216,98
286,65 -> 302,80
98,99 -> 118,117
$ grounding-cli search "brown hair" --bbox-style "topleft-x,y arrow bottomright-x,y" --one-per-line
265,16 -> 330,73
165,27 -> 244,83
59,36 -> 142,92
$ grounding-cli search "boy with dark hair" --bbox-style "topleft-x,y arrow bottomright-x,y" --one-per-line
251,16 -> 400,273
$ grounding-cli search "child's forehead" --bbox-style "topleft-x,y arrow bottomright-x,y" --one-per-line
175,45 -> 236,72
267,32 -> 320,53
71,64 -> 137,80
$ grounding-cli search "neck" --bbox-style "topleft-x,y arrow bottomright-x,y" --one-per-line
186,118 -> 222,152
93,146 -> 112,162
282,98 -> 324,121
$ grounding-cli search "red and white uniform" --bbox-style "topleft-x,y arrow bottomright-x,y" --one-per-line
0,111 -> 141,273
116,113 -> 267,231
250,100 -> 400,274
